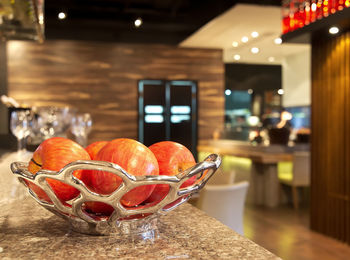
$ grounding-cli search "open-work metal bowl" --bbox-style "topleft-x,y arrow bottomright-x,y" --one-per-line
11,154 -> 221,236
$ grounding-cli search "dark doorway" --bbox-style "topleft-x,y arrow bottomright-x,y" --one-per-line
138,80 -> 197,157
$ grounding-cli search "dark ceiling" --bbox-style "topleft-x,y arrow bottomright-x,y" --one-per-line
45,0 -> 281,45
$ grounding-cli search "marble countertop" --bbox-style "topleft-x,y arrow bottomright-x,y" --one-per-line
0,152 -> 280,259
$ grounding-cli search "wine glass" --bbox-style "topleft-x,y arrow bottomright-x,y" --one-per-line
33,106 -> 76,142
71,113 -> 92,147
10,110 -> 33,153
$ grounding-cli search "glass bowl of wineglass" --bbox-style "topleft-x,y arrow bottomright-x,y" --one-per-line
33,106 -> 77,141
71,113 -> 92,147
10,109 -> 33,153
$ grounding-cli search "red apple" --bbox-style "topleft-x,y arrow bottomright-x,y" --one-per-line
83,201 -> 114,216
81,141 -> 109,188
81,140 -> 114,215
83,200 -> 157,220
85,141 -> 108,159
146,141 -> 196,204
27,137 -> 91,202
91,138 -> 159,208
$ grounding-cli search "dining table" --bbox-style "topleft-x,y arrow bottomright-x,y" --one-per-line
198,139 -> 309,208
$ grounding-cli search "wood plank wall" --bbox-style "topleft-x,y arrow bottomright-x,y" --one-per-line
0,43 -> 8,134
7,40 -> 224,145
311,31 -> 350,244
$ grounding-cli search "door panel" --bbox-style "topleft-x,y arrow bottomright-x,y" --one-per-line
169,81 -> 197,156
138,80 -> 197,157
138,80 -> 166,146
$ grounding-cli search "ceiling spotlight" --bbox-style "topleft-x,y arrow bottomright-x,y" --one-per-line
58,12 -> 66,20
329,26 -> 339,34
277,89 -> 284,95
225,89 -> 232,96
232,41 -> 238,47
251,47 -> 259,54
268,57 -> 275,62
251,31 -> 259,38
274,37 -> 282,44
134,17 -> 143,27
248,89 -> 253,94
241,36 -> 249,43
233,54 -> 241,61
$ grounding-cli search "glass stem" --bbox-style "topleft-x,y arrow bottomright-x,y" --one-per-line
77,136 -> 87,147
82,137 -> 87,148
17,138 -> 24,152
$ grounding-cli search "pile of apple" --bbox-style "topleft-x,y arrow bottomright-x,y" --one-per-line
26,137 -> 196,216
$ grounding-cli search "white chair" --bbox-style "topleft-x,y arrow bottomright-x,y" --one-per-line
278,151 -> 310,210
207,168 -> 235,185
197,181 -> 249,235
190,168 -> 235,203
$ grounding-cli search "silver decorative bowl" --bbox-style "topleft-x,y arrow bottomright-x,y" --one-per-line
11,154 -> 221,236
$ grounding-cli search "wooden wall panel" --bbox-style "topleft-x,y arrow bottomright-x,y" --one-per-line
311,31 -> 350,244
7,40 -> 224,145
0,43 -> 8,134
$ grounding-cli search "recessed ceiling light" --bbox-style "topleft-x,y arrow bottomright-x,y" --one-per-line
134,17 -> 143,27
58,12 -> 66,20
268,57 -> 275,62
232,41 -> 238,47
278,89 -> 284,95
329,26 -> 339,34
251,31 -> 259,38
241,36 -> 248,43
225,89 -> 232,96
233,54 -> 241,61
251,47 -> 259,54
274,38 -> 282,44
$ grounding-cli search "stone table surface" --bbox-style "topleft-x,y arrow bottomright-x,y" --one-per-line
0,151 -> 281,260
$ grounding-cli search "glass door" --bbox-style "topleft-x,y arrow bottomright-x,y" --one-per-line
138,80 -> 197,157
